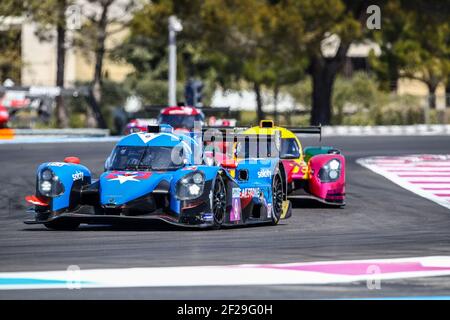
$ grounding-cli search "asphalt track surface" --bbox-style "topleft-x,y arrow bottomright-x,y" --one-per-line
0,136 -> 449,299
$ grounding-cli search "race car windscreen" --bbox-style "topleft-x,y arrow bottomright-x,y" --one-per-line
107,146 -> 185,171
280,138 -> 300,159
158,114 -> 204,130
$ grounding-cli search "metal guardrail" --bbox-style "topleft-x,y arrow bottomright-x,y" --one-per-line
1,125 -> 450,145
13,125 -> 449,137
12,128 -> 110,137
321,125 -> 450,136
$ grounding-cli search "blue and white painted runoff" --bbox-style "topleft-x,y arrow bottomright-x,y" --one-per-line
1,256 -> 450,291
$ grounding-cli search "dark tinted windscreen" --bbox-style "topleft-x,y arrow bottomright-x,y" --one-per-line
107,146 -> 184,171
280,138 -> 300,158
158,114 -> 204,129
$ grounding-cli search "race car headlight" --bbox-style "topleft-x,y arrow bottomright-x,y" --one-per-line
40,181 -> 52,193
176,171 -> 205,200
318,159 -> 341,182
192,172 -> 204,184
188,184 -> 201,196
38,168 -> 65,197
41,169 -> 53,181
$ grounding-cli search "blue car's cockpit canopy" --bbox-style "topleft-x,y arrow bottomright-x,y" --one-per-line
106,125 -> 199,170
106,146 -> 186,171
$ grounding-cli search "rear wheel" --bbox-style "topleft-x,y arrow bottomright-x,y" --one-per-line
212,175 -> 227,228
44,220 -> 80,231
271,172 -> 283,225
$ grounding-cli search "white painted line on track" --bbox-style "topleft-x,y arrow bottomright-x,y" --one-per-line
0,136 -> 121,144
357,155 -> 450,209
1,256 -> 450,290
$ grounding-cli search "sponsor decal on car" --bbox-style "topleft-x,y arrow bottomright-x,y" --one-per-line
137,133 -> 157,144
202,213 -> 214,221
72,171 -> 84,181
230,188 -> 241,222
47,162 -> 67,167
267,203 -> 272,218
106,171 -> 152,184
182,166 -> 198,171
240,187 -> 261,198
257,168 -> 271,178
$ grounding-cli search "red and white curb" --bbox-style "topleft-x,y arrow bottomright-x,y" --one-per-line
357,155 -> 450,210
1,256 -> 450,290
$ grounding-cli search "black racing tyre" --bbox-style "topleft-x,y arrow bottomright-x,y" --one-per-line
212,175 -> 227,228
271,172 -> 284,225
44,220 -> 80,231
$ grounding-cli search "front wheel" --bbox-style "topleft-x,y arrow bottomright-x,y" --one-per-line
212,175 -> 227,228
271,172 -> 284,225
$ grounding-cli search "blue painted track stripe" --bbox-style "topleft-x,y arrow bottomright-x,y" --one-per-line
0,278 -> 75,285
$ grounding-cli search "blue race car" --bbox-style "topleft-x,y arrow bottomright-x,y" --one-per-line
24,125 -> 292,230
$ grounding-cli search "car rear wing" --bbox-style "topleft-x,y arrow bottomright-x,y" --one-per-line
139,104 -> 231,114
201,126 -> 248,133
200,126 -> 282,159
259,120 -> 322,141
202,122 -> 322,141
284,126 -> 322,141
199,106 -> 231,116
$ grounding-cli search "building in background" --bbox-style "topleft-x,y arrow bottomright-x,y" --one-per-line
20,23 -> 132,87
1,1 -> 133,88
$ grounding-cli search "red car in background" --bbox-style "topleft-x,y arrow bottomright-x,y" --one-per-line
0,106 -> 9,128
124,118 -> 158,134
158,106 -> 205,132
124,106 -> 204,134
124,105 -> 234,135
0,91 -> 31,128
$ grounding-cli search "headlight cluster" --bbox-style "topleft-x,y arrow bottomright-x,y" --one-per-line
318,159 -> 341,182
176,172 -> 205,200
38,168 -> 64,197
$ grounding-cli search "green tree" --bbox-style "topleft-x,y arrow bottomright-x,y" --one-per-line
371,0 -> 450,108
0,28 -> 21,83
397,20 -> 450,109
201,0 -> 375,125
281,0 -> 375,125
120,0 -> 307,122
23,0 -> 75,128
368,0 -> 407,92
201,0 -> 308,122
116,0 -> 218,105
74,0 -> 139,128
0,1 -> 24,83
